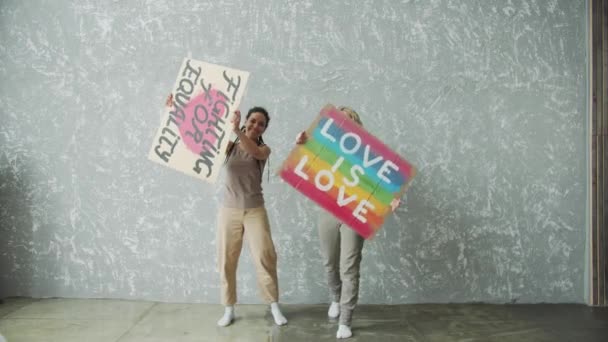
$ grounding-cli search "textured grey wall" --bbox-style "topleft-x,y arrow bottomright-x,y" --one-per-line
0,0 -> 587,304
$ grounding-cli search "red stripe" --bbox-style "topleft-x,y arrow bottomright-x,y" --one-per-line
280,169 -> 376,239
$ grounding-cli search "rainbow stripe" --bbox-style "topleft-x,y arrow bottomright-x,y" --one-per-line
279,105 -> 416,239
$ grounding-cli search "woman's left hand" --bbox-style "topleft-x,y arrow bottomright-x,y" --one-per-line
390,198 -> 401,212
231,110 -> 241,133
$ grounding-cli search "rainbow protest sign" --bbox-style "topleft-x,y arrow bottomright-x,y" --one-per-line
279,104 -> 416,239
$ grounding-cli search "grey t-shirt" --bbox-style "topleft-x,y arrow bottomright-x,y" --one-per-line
222,143 -> 266,209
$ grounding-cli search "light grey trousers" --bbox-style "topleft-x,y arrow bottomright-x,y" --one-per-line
318,211 -> 365,326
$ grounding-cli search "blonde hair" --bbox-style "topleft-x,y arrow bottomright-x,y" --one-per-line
338,106 -> 362,125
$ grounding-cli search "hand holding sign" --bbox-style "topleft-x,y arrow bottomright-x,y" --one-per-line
390,198 -> 401,212
295,131 -> 308,144
230,110 -> 241,133
165,93 -> 174,108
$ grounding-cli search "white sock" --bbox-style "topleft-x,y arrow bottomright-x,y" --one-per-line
270,302 -> 287,325
336,324 -> 353,339
328,301 -> 340,318
217,306 -> 235,327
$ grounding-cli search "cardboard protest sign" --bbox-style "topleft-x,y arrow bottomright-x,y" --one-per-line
149,58 -> 249,183
279,104 -> 416,239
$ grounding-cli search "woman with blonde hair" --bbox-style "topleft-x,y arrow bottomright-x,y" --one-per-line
295,106 -> 400,339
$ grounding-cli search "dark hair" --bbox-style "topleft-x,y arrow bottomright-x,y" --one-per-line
224,106 -> 271,180
248,106 -> 270,128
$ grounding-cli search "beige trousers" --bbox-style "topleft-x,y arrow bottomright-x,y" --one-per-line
217,206 -> 279,305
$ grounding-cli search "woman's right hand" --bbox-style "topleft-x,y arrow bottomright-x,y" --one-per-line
165,93 -> 174,107
230,110 -> 242,133
295,131 -> 308,144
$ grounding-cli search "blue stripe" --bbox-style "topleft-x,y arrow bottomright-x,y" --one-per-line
312,118 -> 406,192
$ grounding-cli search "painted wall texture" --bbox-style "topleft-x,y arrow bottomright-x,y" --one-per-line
0,0 -> 587,304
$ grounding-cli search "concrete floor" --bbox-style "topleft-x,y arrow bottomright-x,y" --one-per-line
0,298 -> 607,342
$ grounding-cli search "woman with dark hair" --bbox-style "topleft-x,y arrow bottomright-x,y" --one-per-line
215,106 -> 287,327
166,94 -> 286,326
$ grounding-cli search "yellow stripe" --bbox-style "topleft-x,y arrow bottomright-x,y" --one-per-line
291,148 -> 390,214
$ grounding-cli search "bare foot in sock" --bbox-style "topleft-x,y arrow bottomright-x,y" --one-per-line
217,306 -> 235,327
336,324 -> 353,339
328,301 -> 340,318
270,302 -> 288,325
